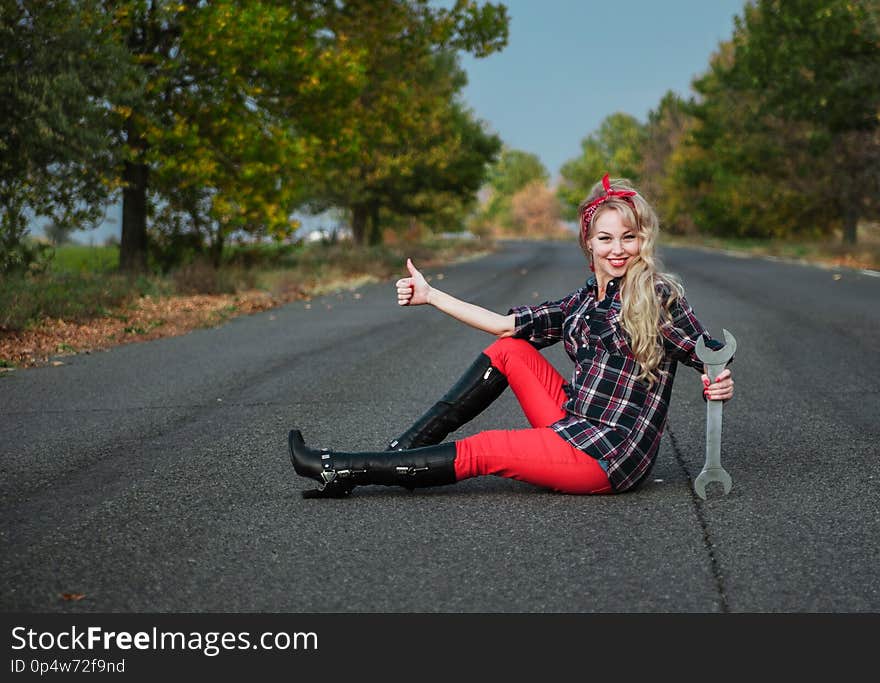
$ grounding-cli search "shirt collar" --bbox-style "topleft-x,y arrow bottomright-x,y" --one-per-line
586,276 -> 620,299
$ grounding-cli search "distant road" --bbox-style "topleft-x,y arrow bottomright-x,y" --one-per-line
2,239 -> 878,612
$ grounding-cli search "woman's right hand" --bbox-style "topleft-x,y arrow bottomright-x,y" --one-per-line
396,258 -> 431,306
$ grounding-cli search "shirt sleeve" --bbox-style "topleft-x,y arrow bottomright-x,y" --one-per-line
507,291 -> 580,350
660,293 -> 730,371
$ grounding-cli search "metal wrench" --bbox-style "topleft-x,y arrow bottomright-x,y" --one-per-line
694,329 -> 737,500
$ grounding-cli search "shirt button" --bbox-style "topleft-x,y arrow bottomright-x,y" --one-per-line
585,315 -> 590,319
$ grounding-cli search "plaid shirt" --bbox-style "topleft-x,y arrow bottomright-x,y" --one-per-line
509,276 -> 723,492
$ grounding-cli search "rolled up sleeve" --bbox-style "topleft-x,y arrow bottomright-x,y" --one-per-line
660,294 -> 729,371
507,291 -> 580,350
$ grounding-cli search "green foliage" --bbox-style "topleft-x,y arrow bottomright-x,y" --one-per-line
1,231 -> 53,275
486,148 -> 548,196
640,91 -> 690,224
557,112 -> 646,220
108,0 -> 369,270
665,0 -> 880,242
0,271 -> 155,331
307,1 -> 508,245
0,0 -> 130,273
478,148 -> 549,232
0,0 -> 509,273
729,0 -> 879,135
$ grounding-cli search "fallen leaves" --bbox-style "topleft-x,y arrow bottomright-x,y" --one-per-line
0,290 -> 281,369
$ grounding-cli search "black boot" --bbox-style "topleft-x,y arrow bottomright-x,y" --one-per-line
289,429 -> 457,499
386,352 -> 508,450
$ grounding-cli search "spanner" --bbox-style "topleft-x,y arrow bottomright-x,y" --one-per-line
694,329 -> 737,500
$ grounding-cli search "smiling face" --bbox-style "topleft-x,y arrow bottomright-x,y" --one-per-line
588,207 -> 641,288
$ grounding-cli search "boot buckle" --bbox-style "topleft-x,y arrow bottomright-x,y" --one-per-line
395,465 -> 429,476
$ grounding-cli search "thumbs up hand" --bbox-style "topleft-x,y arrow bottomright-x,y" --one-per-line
395,258 -> 431,306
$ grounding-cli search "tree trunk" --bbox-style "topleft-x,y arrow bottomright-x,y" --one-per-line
210,227 -> 224,268
120,158 -> 149,272
368,203 -> 382,246
120,114 -> 149,273
351,204 -> 368,246
842,206 -> 858,245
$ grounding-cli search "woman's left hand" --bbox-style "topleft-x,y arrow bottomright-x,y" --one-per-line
702,368 -> 734,402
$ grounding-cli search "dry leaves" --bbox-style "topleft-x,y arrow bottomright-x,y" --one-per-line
1,290 -> 282,369
60,593 -> 86,601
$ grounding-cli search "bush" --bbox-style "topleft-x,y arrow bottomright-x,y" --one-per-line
0,271 -> 165,332
171,259 -> 257,295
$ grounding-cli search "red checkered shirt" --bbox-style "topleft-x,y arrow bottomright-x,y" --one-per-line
509,276 -> 723,492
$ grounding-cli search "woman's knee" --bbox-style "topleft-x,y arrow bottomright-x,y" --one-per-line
484,337 -> 533,366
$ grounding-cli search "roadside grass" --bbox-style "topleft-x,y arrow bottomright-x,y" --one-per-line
0,271 -> 169,332
49,244 -> 119,273
0,236 -> 492,336
661,221 -> 880,271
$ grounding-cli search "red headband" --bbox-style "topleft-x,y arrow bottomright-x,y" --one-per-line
580,174 -> 638,240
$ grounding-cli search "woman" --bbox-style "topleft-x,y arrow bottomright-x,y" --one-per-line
288,174 -> 734,498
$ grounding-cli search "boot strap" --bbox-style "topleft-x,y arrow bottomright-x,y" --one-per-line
395,465 -> 429,476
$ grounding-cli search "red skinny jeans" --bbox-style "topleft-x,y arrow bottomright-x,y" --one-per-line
453,338 -> 612,494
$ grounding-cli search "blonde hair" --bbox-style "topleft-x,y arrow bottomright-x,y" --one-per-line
578,177 -> 682,385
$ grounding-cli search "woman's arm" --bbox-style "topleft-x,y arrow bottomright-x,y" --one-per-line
396,258 -> 515,337
660,291 -> 735,402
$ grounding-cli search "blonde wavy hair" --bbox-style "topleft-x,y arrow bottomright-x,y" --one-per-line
578,177 -> 683,385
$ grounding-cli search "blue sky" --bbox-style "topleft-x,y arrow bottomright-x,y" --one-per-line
454,0 -> 746,179
64,0 -> 746,243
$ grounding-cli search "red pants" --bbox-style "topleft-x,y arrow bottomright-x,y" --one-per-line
453,338 -> 612,494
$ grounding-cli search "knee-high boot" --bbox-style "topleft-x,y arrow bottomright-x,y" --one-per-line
289,429 -> 457,498
386,352 -> 508,450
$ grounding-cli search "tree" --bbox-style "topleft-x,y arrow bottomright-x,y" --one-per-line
486,148 -> 548,197
373,94 -> 503,240
557,112 -> 645,220
720,0 -> 880,243
106,1 -> 365,271
0,0 -> 129,273
479,147 -> 548,232
306,0 -> 509,246
640,91 -> 691,226
509,181 -> 566,238
665,41 -> 818,239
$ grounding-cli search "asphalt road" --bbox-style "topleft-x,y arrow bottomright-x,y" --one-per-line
1,240 -> 878,613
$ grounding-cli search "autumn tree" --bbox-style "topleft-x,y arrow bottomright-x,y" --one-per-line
306,0 -> 509,246
476,147 -> 548,233
0,0 -> 129,273
557,112 -> 645,220
105,1 -> 365,271
664,40 -> 818,239
680,0 -> 880,242
639,91 -> 693,231
509,181 -> 566,238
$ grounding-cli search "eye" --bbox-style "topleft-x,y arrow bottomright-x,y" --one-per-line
597,235 -> 610,241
